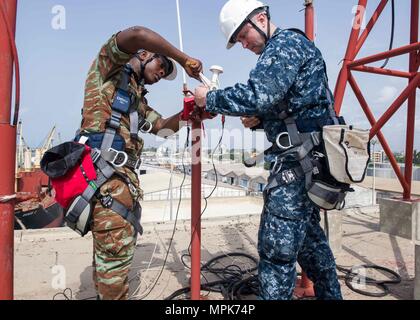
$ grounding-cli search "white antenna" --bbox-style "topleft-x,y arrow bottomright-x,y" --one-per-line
176,0 -> 187,89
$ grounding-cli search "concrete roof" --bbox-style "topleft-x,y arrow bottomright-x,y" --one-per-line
139,171 -> 245,194
357,177 -> 420,197
13,206 -> 416,300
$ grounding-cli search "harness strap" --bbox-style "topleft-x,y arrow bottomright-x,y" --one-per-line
265,165 -> 305,193
129,106 -> 139,140
309,183 -> 346,205
66,150 -> 143,235
107,200 -> 143,235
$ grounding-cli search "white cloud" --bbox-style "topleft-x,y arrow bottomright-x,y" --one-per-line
375,86 -> 398,103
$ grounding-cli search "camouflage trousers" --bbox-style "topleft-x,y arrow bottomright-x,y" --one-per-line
258,173 -> 342,300
91,177 -> 138,300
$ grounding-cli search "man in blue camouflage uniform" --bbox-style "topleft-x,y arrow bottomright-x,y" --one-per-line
195,0 -> 342,300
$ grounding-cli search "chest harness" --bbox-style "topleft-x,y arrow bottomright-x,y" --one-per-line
250,29 -> 354,211
42,57 -> 160,236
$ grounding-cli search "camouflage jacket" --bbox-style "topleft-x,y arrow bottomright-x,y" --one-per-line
206,28 -> 334,163
80,34 -> 162,196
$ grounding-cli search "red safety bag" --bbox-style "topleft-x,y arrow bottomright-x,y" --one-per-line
41,142 -> 97,208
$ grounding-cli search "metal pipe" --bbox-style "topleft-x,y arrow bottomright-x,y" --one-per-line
370,73 -> 420,138
351,65 -> 415,78
0,0 -> 17,124
348,73 -> 410,192
294,0 -> 316,298
403,0 -> 419,200
349,42 -> 420,68
305,0 -> 314,41
175,0 -> 187,91
0,0 -> 17,301
334,0 -> 368,114
190,121 -> 202,300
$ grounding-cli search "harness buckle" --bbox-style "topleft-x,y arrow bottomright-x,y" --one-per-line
276,132 -> 293,150
134,159 -> 142,171
128,183 -> 138,197
100,195 -> 114,209
139,120 -> 153,134
108,148 -> 128,168
126,157 -> 142,171
91,149 -> 101,164
281,169 -> 297,185
271,157 -> 284,175
310,132 -> 321,147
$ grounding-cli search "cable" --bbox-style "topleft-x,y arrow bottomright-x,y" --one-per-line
136,126 -> 191,300
165,122 -> 264,300
165,253 -> 259,300
380,0 -> 395,69
324,209 -> 402,298
336,264 -> 401,298
129,163 -> 178,299
177,120 -> 226,298
180,121 -> 225,269
53,288 -> 73,300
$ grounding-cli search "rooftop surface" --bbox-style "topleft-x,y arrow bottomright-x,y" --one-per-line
14,205 -> 416,300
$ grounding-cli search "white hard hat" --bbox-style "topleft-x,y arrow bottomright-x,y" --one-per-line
219,0 -> 267,49
163,57 -> 178,81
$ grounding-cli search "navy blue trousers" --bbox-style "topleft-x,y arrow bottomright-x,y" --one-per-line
258,175 -> 343,300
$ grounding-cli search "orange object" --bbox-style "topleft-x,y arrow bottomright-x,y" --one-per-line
294,272 -> 315,299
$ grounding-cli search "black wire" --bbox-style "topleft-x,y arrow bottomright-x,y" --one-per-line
52,288 -> 73,300
336,264 -> 401,297
139,127 -> 190,300
179,122 -> 226,297
380,0 -> 395,69
165,253 -> 259,300
181,122 -> 226,267
324,210 -> 402,298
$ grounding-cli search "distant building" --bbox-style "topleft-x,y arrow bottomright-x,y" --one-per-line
371,151 -> 385,163
203,163 -> 269,194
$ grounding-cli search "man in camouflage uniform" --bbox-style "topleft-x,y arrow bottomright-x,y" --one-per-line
79,26 -> 202,300
195,0 -> 342,300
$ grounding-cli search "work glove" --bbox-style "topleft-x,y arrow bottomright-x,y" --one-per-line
183,57 -> 203,80
194,84 -> 209,108
241,117 -> 261,129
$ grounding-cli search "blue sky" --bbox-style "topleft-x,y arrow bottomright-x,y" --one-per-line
15,0 -> 419,152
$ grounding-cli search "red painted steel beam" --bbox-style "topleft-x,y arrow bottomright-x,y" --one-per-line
190,121 -> 202,300
349,42 -> 420,69
416,51 -> 420,69
348,73 -> 410,192
334,0 -> 368,114
0,0 -> 17,301
292,0 -> 316,300
0,0 -> 16,124
352,65 -> 415,78
354,0 -> 389,58
305,0 -> 314,41
370,72 -> 420,138
403,0 -> 419,200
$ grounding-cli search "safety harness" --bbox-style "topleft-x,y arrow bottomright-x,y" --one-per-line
263,99 -> 353,211
259,29 -> 355,211
43,61 -> 159,236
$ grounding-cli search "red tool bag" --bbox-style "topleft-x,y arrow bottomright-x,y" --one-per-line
41,142 -> 97,209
